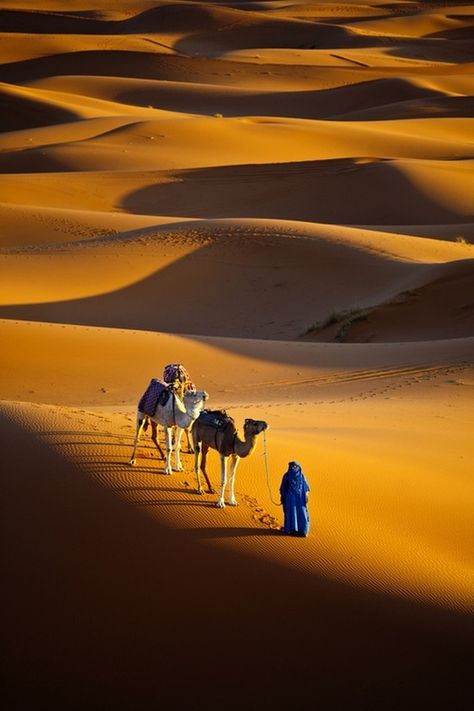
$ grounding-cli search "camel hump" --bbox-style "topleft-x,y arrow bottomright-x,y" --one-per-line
197,409 -> 234,432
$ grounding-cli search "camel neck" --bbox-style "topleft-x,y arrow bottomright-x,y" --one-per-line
234,433 -> 257,457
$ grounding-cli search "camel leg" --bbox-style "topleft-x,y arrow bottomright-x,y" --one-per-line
228,454 -> 240,506
194,441 -> 204,494
216,454 -> 228,509
150,421 -> 165,460
199,444 -> 214,494
129,414 -> 147,465
163,426 -> 173,475
185,426 -> 194,453
170,424 -> 178,448
174,427 -> 184,472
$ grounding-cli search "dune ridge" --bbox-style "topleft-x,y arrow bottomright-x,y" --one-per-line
1,2 -> 473,709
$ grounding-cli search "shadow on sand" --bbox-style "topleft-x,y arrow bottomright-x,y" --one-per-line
1,408 -> 472,710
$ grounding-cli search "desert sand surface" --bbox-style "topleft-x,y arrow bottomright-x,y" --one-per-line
1,1 -> 473,709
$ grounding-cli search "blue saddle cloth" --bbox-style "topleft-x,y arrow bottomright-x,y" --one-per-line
138,379 -> 170,416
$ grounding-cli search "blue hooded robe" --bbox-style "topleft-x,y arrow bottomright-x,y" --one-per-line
280,461 -> 310,536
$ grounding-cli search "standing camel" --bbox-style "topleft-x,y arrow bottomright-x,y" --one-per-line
192,411 -> 268,508
129,387 -> 208,474
163,363 -> 195,452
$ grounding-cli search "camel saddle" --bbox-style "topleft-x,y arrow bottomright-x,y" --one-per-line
138,378 -> 172,416
163,363 -> 195,389
198,409 -> 234,432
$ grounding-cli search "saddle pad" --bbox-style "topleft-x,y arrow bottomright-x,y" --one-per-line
163,363 -> 195,391
138,379 -> 170,416
198,409 -> 233,432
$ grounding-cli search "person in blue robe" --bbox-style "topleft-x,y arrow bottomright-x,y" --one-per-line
279,461 -> 310,537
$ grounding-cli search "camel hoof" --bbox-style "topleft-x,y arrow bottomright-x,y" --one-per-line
228,500 -> 239,506
196,488 -> 204,495
215,501 -> 225,509
129,458 -> 136,466
176,464 -> 184,472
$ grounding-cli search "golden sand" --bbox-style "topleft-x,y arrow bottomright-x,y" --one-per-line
1,2 -> 473,708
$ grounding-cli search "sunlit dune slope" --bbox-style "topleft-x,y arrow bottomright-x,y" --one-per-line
0,201 -> 169,248
2,111 -> 473,172
1,314 -> 473,405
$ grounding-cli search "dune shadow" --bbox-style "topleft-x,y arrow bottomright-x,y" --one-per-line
428,24 -> 474,42
121,159 -> 474,224
39,430 -> 127,438
172,20 -> 384,55
132,497 -> 215,508
177,525 -> 282,538
0,50 -> 203,83
0,9 -> 108,34
115,77 -> 446,120
0,89 -> 79,133
385,36 -> 474,64
333,95 -> 474,122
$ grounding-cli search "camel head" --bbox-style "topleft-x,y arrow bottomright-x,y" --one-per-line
183,389 -> 209,419
243,418 -> 268,438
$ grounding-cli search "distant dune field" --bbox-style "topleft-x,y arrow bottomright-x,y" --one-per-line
1,2 -> 473,710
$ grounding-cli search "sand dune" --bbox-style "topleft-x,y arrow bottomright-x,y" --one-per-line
1,219 -> 473,340
0,201 -> 166,248
2,156 -> 473,223
25,74 -> 452,119
1,2 -> 473,709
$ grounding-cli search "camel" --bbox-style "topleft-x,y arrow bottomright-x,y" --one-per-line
129,387 -> 208,474
192,411 -> 268,508
163,363 -> 195,452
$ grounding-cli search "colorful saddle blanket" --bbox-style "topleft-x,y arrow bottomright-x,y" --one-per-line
197,409 -> 233,432
163,363 -> 195,391
138,379 -> 171,416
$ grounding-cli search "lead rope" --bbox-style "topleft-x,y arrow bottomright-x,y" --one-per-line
262,430 -> 281,507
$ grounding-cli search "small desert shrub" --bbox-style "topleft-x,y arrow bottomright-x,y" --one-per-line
335,308 -> 369,342
303,307 -> 369,341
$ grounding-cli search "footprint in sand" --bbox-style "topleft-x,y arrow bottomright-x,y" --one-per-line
241,493 -> 280,530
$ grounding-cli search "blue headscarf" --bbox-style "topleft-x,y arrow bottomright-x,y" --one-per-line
284,461 -> 304,496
